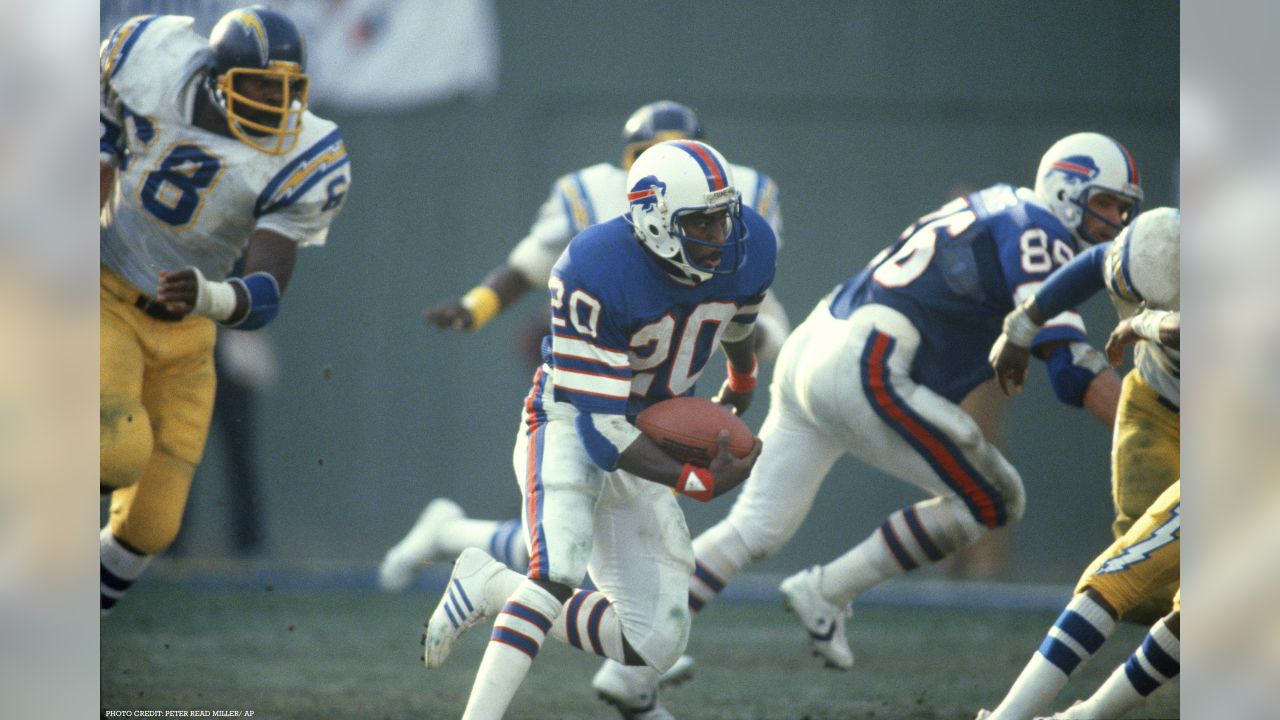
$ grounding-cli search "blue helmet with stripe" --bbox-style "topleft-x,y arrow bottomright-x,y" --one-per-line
626,140 -> 747,283
621,101 -> 704,169
206,6 -> 309,155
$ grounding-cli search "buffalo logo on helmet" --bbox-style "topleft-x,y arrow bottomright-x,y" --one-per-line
627,176 -> 666,211
1049,155 -> 1101,183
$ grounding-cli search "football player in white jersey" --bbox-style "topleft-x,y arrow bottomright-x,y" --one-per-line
99,6 -> 351,613
990,207 -> 1180,624
978,308 -> 1180,720
422,99 -> 790,359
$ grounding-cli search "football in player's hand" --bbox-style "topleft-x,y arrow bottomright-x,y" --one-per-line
636,396 -> 755,467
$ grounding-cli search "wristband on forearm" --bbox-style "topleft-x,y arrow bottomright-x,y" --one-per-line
725,356 -> 758,393
1129,310 -> 1172,344
1002,300 -> 1043,347
675,463 -> 715,502
462,285 -> 501,329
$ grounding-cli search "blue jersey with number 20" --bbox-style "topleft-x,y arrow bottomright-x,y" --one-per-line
546,208 -> 777,420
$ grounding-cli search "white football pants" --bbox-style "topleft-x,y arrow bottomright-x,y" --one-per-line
511,368 -> 694,673
707,301 -> 1026,563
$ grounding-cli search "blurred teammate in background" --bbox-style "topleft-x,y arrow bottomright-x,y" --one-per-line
420,140 -> 769,720
990,207 -> 1180,624
382,100 -> 788,585
422,99 -> 789,354
99,6 -> 351,612
980,304 -> 1180,720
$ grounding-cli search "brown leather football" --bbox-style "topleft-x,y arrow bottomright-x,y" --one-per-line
636,396 -> 755,467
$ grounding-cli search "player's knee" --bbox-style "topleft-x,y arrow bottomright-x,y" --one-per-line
998,477 -> 1026,526
100,397 -> 153,490
641,603 -> 691,673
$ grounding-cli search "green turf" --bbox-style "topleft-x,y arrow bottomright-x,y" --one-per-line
101,582 -> 1177,719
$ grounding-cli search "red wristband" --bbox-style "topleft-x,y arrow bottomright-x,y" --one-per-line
726,356 -> 758,393
676,463 -> 715,502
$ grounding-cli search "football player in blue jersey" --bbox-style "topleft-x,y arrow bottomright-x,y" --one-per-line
420,100 -> 788,355
419,140 -> 771,720
381,101 -> 788,596
99,7 -> 351,612
596,133 -> 1142,711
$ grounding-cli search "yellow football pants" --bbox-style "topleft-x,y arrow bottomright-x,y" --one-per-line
100,265 -> 217,554
1078,480 -> 1180,618
1110,370 -> 1180,620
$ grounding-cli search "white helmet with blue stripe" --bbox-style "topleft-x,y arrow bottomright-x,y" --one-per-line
626,140 -> 747,283
1035,132 -> 1144,245
1105,207 -> 1180,311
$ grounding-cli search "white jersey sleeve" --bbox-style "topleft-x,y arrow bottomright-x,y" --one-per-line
252,119 -> 352,247
507,163 -> 627,286
731,163 -> 784,251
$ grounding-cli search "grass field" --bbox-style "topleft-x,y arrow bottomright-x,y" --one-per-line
101,574 -> 1178,720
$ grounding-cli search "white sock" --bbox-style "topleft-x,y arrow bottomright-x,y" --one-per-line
688,522 -> 752,612
547,589 -> 628,661
988,593 -> 1117,719
100,527 -> 150,614
819,498 -> 982,603
1065,617 -> 1180,718
462,579 -> 562,720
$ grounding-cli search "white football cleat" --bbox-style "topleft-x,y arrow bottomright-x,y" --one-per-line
657,654 -> 695,688
423,548 -> 504,668
1036,699 -> 1086,719
593,661 -> 675,720
379,498 -> 465,591
974,710 -> 992,720
779,565 -> 854,670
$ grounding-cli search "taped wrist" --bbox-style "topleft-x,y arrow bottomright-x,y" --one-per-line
462,286 -> 501,329
1002,300 -> 1042,347
725,356 -> 758,393
1130,310 -> 1172,344
190,266 -> 239,322
225,272 -> 281,330
676,464 -> 715,502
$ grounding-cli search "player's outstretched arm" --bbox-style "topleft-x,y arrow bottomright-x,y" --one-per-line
423,264 -> 532,331
1106,310 -> 1180,366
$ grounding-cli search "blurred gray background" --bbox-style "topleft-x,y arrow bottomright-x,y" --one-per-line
104,1 -> 1178,583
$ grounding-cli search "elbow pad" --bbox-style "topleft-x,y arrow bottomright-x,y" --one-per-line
1044,341 -> 1108,407
574,412 -> 641,471
226,272 -> 281,330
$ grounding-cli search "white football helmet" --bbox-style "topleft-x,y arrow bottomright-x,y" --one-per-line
626,140 -> 747,282
1035,132 -> 1144,245
1105,207 -> 1180,311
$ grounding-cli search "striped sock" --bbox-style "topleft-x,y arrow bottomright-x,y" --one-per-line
688,522 -> 750,613
462,579 -> 561,719
100,527 -> 150,614
820,499 -> 979,603
1064,617 -> 1180,718
550,589 -> 625,661
988,593 -> 1116,719
488,520 -> 530,572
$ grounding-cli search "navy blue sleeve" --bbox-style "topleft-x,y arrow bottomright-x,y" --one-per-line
1033,242 -> 1110,318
